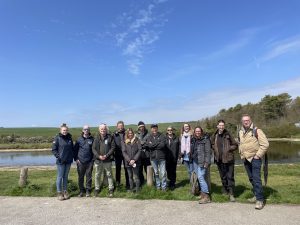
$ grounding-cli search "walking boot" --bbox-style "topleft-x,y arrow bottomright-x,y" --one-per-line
229,194 -> 236,202
57,192 -> 64,201
63,191 -> 70,200
199,192 -> 211,204
255,200 -> 265,210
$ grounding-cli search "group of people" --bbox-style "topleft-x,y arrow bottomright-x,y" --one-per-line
51,114 -> 269,210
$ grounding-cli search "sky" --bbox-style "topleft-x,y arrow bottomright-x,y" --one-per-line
1,0 -> 300,127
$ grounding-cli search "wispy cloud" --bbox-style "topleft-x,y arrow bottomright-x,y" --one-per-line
259,35 -> 300,62
113,0 -> 169,75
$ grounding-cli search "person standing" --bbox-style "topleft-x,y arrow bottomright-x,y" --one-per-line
165,126 -> 180,190
92,124 -> 116,197
52,123 -> 74,201
113,121 -> 129,188
180,123 -> 193,180
146,124 -> 167,191
122,128 -> 142,192
74,125 -> 94,197
239,114 -> 269,210
211,120 -> 238,202
191,126 -> 211,204
136,121 -> 151,185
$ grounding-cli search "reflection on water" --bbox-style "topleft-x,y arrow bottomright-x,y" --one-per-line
0,141 -> 300,166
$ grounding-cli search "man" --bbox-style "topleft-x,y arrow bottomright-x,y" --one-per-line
92,124 -> 116,197
136,121 -> 150,184
146,124 -> 167,190
239,114 -> 269,210
113,121 -> 129,188
74,125 -> 94,197
211,120 -> 238,202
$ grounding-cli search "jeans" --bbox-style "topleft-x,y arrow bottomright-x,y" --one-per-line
244,158 -> 264,201
183,160 -> 194,180
127,166 -> 140,191
77,161 -> 93,192
151,159 -> 167,189
115,154 -> 129,187
193,162 -> 209,194
94,161 -> 114,191
56,163 -> 71,193
216,161 -> 235,194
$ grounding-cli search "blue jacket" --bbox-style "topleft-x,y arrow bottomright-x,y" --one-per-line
52,133 -> 74,164
74,134 -> 94,164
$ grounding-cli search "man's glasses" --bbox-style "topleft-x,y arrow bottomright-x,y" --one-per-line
83,129 -> 90,131
167,129 -> 172,132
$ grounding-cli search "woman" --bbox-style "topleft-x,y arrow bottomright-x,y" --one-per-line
180,123 -> 193,180
122,128 -> 142,192
191,126 -> 211,204
52,123 -> 74,201
165,126 -> 180,190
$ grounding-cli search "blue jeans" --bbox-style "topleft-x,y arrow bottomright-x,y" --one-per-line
193,162 -> 209,194
244,158 -> 264,201
151,159 -> 167,189
183,160 -> 194,180
56,163 -> 71,192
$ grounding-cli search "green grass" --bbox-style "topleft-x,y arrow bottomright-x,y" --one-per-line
0,164 -> 299,203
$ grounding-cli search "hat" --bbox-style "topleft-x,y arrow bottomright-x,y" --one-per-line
151,124 -> 158,128
138,121 -> 145,128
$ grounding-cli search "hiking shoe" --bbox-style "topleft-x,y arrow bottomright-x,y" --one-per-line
78,192 -> 84,197
94,189 -> 100,197
255,200 -> 265,210
86,191 -> 91,197
63,191 -> 70,200
221,187 -> 229,196
247,196 -> 256,203
229,194 -> 236,202
57,192 -> 64,201
108,190 -> 114,198
199,193 -> 211,204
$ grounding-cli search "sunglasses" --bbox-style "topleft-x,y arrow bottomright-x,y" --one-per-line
167,129 -> 173,131
83,129 -> 90,131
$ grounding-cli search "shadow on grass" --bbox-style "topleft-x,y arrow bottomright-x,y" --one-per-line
176,179 -> 190,188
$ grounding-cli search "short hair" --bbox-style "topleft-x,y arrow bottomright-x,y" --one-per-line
217,119 -> 225,124
241,114 -> 251,121
60,123 -> 68,129
117,121 -> 124,126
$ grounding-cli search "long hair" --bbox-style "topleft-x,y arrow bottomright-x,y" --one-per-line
193,126 -> 204,137
181,123 -> 193,136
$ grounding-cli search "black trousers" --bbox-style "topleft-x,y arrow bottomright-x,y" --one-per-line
166,159 -> 177,187
77,161 -> 93,192
216,161 -> 235,194
139,157 -> 151,184
115,154 -> 129,187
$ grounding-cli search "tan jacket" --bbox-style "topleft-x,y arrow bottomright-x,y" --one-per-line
239,123 -> 269,162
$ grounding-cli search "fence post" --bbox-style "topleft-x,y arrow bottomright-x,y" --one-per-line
19,167 -> 28,187
146,165 -> 153,186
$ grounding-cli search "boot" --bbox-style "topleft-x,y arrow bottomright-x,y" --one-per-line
57,192 -> 64,201
255,200 -> 265,210
199,192 -> 211,204
229,194 -> 236,202
63,191 -> 70,200
198,192 -> 204,200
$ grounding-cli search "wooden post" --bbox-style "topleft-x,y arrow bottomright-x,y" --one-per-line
146,165 -> 154,186
19,167 -> 28,187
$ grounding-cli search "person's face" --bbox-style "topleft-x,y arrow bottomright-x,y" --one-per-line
217,122 -> 225,133
184,124 -> 190,132
99,126 -> 107,136
117,123 -> 124,132
194,128 -> 202,137
167,128 -> 173,135
60,127 -> 68,136
128,131 -> 134,139
151,127 -> 158,135
82,126 -> 90,135
242,116 -> 252,129
139,126 -> 145,132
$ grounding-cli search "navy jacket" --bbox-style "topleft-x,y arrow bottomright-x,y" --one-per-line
74,134 -> 94,164
52,133 -> 74,164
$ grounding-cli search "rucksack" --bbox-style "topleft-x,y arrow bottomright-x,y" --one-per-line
190,171 -> 200,196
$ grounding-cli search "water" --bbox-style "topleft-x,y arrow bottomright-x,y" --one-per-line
0,141 -> 300,166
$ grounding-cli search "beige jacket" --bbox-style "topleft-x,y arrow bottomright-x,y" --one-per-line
239,123 -> 269,162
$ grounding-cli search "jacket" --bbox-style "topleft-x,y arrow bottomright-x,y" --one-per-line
52,133 -> 74,165
74,134 -> 94,164
121,136 -> 142,168
191,135 -> 211,167
92,133 -> 116,163
113,130 -> 125,158
211,129 -> 238,163
136,129 -> 150,159
166,134 -> 180,163
146,132 -> 166,160
239,123 -> 269,162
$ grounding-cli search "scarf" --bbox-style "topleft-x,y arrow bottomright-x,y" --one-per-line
125,136 -> 136,144
181,132 -> 191,154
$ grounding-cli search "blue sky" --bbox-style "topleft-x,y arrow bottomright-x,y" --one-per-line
1,0 -> 300,127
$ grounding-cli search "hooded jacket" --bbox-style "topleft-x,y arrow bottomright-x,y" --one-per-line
74,134 -> 94,164
52,133 -> 74,165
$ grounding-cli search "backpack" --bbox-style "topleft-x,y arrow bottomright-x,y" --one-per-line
190,171 -> 200,196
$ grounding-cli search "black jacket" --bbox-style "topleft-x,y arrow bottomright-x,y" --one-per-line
136,129 -> 150,159
92,133 -> 115,163
146,132 -> 166,160
52,133 -> 74,165
74,134 -> 94,164
113,130 -> 125,158
191,135 -> 211,167
121,137 -> 142,168
166,134 -> 180,162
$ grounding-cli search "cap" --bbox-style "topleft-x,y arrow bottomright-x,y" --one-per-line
151,124 -> 158,128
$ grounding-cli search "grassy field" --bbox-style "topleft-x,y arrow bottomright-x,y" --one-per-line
0,163 -> 299,204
